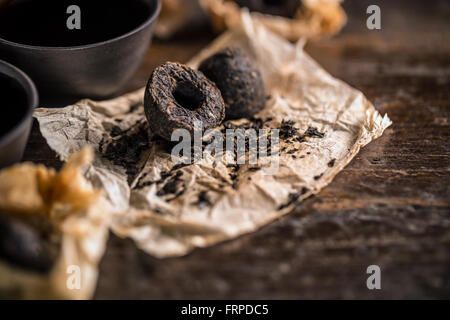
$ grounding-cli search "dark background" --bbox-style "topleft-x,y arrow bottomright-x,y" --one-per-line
23,0 -> 450,299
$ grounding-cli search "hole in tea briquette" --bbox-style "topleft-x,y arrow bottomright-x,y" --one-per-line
173,81 -> 204,111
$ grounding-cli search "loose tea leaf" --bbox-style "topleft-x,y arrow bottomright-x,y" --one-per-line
101,120 -> 150,184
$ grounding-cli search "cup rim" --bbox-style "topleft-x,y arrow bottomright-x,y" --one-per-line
0,60 -> 38,147
0,0 -> 161,51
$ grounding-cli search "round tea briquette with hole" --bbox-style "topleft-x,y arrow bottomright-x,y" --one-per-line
144,62 -> 225,141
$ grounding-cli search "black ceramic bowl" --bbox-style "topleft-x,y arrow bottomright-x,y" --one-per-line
0,0 -> 161,102
0,60 -> 38,169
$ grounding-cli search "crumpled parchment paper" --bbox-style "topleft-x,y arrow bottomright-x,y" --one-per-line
156,0 -> 346,40
26,12 -> 391,297
199,0 -> 347,41
0,147 -> 108,299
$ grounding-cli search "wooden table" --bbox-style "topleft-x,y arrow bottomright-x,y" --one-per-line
23,0 -> 450,299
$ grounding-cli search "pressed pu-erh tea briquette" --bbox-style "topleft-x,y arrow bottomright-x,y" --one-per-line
144,62 -> 225,141
199,48 -> 266,120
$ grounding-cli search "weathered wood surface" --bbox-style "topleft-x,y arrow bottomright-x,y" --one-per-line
23,0 -> 450,299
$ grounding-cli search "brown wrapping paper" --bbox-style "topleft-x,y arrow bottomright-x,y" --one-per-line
0,147 -> 109,299
199,0 -> 347,40
1,12 -> 391,299
156,0 -> 346,40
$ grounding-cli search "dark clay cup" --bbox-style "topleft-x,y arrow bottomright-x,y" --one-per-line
0,60 -> 38,169
0,0 -> 161,103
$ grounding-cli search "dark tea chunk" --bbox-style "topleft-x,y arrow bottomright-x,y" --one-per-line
144,62 -> 225,141
328,158 -> 336,167
195,191 -> 212,209
199,48 -> 266,120
305,127 -> 325,138
279,120 -> 298,139
0,213 -> 54,273
234,0 -> 301,18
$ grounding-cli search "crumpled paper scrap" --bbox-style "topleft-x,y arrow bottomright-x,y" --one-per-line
199,0 -> 347,41
0,147 -> 108,299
